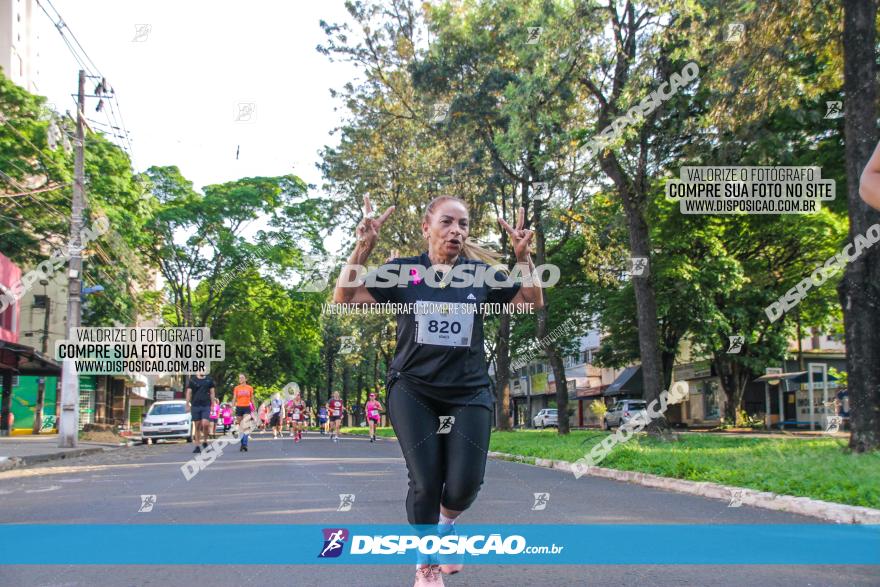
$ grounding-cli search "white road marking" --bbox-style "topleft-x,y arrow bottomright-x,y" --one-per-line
25,485 -> 61,493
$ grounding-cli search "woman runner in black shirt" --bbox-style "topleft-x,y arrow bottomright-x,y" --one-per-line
334,195 -> 544,586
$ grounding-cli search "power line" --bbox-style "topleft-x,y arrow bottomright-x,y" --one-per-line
0,116 -> 57,162
43,0 -> 102,76
35,0 -> 94,76
35,0 -> 136,163
0,184 -> 70,198
109,96 -> 135,159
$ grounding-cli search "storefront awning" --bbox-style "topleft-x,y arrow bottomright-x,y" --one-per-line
577,384 -> 608,398
604,366 -> 644,397
0,341 -> 62,376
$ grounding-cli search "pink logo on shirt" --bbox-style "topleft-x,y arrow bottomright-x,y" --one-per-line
410,268 -> 422,285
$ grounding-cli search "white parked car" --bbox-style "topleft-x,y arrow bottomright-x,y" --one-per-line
604,400 -> 648,429
533,409 -> 558,429
141,400 -> 193,444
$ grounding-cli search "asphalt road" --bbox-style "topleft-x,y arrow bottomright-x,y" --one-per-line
0,431 -> 876,586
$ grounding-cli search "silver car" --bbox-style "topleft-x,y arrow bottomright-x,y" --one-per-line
141,400 -> 193,444
533,408 -> 559,429
604,400 -> 648,429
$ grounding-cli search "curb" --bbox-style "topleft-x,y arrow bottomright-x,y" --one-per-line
487,451 -> 880,525
0,447 -> 112,472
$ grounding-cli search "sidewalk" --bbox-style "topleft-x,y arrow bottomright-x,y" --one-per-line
567,426 -> 850,440
676,429 -> 851,440
0,435 -> 122,471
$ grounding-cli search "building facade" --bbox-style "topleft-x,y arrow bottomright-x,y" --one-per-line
0,0 -> 41,93
494,326 -> 848,430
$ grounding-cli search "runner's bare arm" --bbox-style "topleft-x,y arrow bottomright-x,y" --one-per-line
499,207 -> 545,310
860,141 -> 880,212
333,195 -> 395,306
510,253 -> 544,309
333,243 -> 379,305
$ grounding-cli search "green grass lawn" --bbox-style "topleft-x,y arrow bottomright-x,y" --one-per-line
342,427 -> 880,508
490,430 -> 880,509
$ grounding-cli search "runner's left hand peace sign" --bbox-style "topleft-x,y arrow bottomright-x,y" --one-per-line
497,207 -> 534,261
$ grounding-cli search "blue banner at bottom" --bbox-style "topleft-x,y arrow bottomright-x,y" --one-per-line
0,524 -> 878,565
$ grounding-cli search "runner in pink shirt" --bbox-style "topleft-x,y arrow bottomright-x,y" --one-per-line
220,403 -> 234,434
365,393 -> 384,443
289,392 -> 306,443
208,399 -> 220,438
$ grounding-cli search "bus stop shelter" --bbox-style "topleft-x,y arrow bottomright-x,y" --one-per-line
753,365 -> 840,430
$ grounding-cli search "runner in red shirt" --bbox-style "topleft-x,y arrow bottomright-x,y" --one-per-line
327,391 -> 344,442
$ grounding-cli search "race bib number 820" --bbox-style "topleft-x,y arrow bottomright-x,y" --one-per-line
414,301 -> 474,347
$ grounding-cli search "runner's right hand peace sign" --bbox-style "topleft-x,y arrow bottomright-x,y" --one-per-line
356,195 -> 395,251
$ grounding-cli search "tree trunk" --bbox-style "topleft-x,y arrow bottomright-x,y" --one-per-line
372,348 -> 379,397
549,353 -> 569,432
717,357 -> 752,425
625,210 -> 663,404
661,349 -> 676,392
839,0 -> 880,452
530,184 -> 570,435
325,350 -> 335,402
342,363 -> 351,407
355,367 -> 364,417
495,312 -> 513,430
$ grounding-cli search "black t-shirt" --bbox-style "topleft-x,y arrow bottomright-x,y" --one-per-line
187,376 -> 215,406
366,252 -> 521,406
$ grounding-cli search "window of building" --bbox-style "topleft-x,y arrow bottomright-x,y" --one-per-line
702,380 -> 721,420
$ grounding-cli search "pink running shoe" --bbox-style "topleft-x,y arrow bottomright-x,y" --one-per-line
413,565 -> 444,586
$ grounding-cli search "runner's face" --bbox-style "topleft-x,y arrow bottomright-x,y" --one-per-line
423,200 -> 469,261
238,374 -> 246,384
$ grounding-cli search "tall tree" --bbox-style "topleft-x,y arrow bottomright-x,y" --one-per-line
574,0 -> 696,432
840,0 -> 879,451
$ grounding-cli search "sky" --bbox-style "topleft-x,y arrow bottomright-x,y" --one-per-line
36,0 -> 361,197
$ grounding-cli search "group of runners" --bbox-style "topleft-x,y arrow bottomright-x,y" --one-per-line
185,374 -> 386,451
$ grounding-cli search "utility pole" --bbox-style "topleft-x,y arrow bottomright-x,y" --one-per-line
32,281 -> 51,435
58,70 -> 86,448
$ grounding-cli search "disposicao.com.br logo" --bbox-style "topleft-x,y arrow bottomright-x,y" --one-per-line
319,528 -> 562,558
318,528 -> 349,558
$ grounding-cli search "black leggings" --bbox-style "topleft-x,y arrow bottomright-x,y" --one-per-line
387,377 -> 492,525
